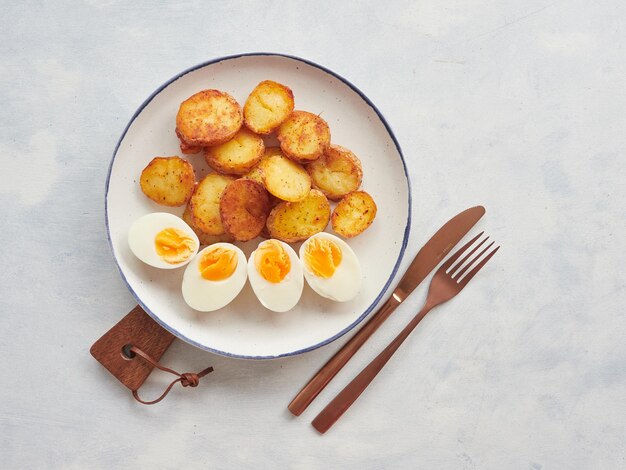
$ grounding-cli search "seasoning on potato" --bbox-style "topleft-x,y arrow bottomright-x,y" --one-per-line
205,128 -> 264,176
139,156 -> 195,207
176,89 -> 242,147
182,203 -> 234,245
277,110 -> 330,162
261,152 -> 311,202
307,145 -> 363,201
331,190 -> 377,238
220,179 -> 271,241
176,128 -> 203,155
244,80 -> 295,134
187,173 -> 234,235
243,147 -> 281,184
266,189 -> 331,242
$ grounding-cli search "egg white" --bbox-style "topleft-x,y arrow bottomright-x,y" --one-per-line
127,212 -> 199,269
181,243 -> 248,312
248,240 -> 303,312
299,232 -> 362,302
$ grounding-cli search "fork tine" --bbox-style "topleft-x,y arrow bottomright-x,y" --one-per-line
441,232 -> 484,271
449,237 -> 489,275
453,241 -> 495,279
458,245 -> 500,286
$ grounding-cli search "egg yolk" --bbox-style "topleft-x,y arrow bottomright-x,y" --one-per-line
198,247 -> 238,281
154,228 -> 196,264
255,240 -> 291,283
304,238 -> 342,278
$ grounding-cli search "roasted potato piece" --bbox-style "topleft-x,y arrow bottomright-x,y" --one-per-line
176,90 -> 243,146
261,153 -> 311,202
263,147 -> 283,158
242,148 -> 282,208
331,191 -> 377,238
243,163 -> 264,185
139,156 -> 195,207
187,173 -> 234,235
205,128 -> 264,175
243,146 -> 282,184
182,203 -> 233,245
277,111 -> 330,162
244,80 -> 294,134
220,179 -> 271,241
266,189 -> 330,242
307,145 -> 363,200
176,128 -> 203,155
179,141 -> 203,155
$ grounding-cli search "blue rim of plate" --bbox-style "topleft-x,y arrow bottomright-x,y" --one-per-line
105,52 -> 412,360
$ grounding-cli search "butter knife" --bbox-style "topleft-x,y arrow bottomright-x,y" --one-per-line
288,205 -> 486,416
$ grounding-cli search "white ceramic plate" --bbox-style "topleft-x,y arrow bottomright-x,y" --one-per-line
106,53 -> 411,359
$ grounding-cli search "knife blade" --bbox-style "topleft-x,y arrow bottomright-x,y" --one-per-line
288,205 -> 485,416
394,205 -> 486,301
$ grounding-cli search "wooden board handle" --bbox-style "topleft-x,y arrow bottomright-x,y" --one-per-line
90,305 -> 175,391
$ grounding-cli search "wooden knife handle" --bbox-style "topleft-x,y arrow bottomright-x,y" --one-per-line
288,295 -> 401,416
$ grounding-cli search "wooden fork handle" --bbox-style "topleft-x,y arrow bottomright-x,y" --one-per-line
288,296 -> 401,416
311,303 -> 433,434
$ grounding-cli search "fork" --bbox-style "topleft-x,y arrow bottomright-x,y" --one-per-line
311,232 -> 499,433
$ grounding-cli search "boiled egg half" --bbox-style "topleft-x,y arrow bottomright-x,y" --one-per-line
182,243 -> 247,312
248,239 -> 303,312
299,232 -> 361,302
128,212 -> 199,269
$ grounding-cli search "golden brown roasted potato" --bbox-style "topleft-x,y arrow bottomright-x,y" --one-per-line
205,128 -> 264,175
244,80 -> 294,134
261,153 -> 311,202
219,179 -> 271,241
179,141 -> 203,155
187,173 -> 234,235
307,145 -> 363,200
139,156 -> 195,207
182,203 -> 233,245
242,147 -> 284,208
176,128 -> 203,155
243,163 -> 264,185
175,90 -> 242,146
331,190 -> 377,238
277,111 -> 330,162
242,146 -> 282,184
266,189 -> 330,242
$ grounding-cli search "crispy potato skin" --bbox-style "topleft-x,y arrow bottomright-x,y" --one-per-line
176,90 -> 243,146
244,80 -> 295,134
331,190 -> 377,238
205,128 -> 264,175
277,111 -> 330,162
261,153 -> 311,202
139,156 -> 195,207
307,145 -> 363,200
179,141 -> 203,155
266,189 -> 330,242
243,163 -> 265,185
219,179 -> 271,241
187,173 -> 234,235
182,203 -> 233,245
176,128 -> 203,154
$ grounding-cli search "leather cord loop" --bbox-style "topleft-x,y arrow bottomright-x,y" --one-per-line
129,345 -> 213,405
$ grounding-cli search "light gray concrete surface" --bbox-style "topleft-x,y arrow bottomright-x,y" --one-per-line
1,1 -> 624,468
